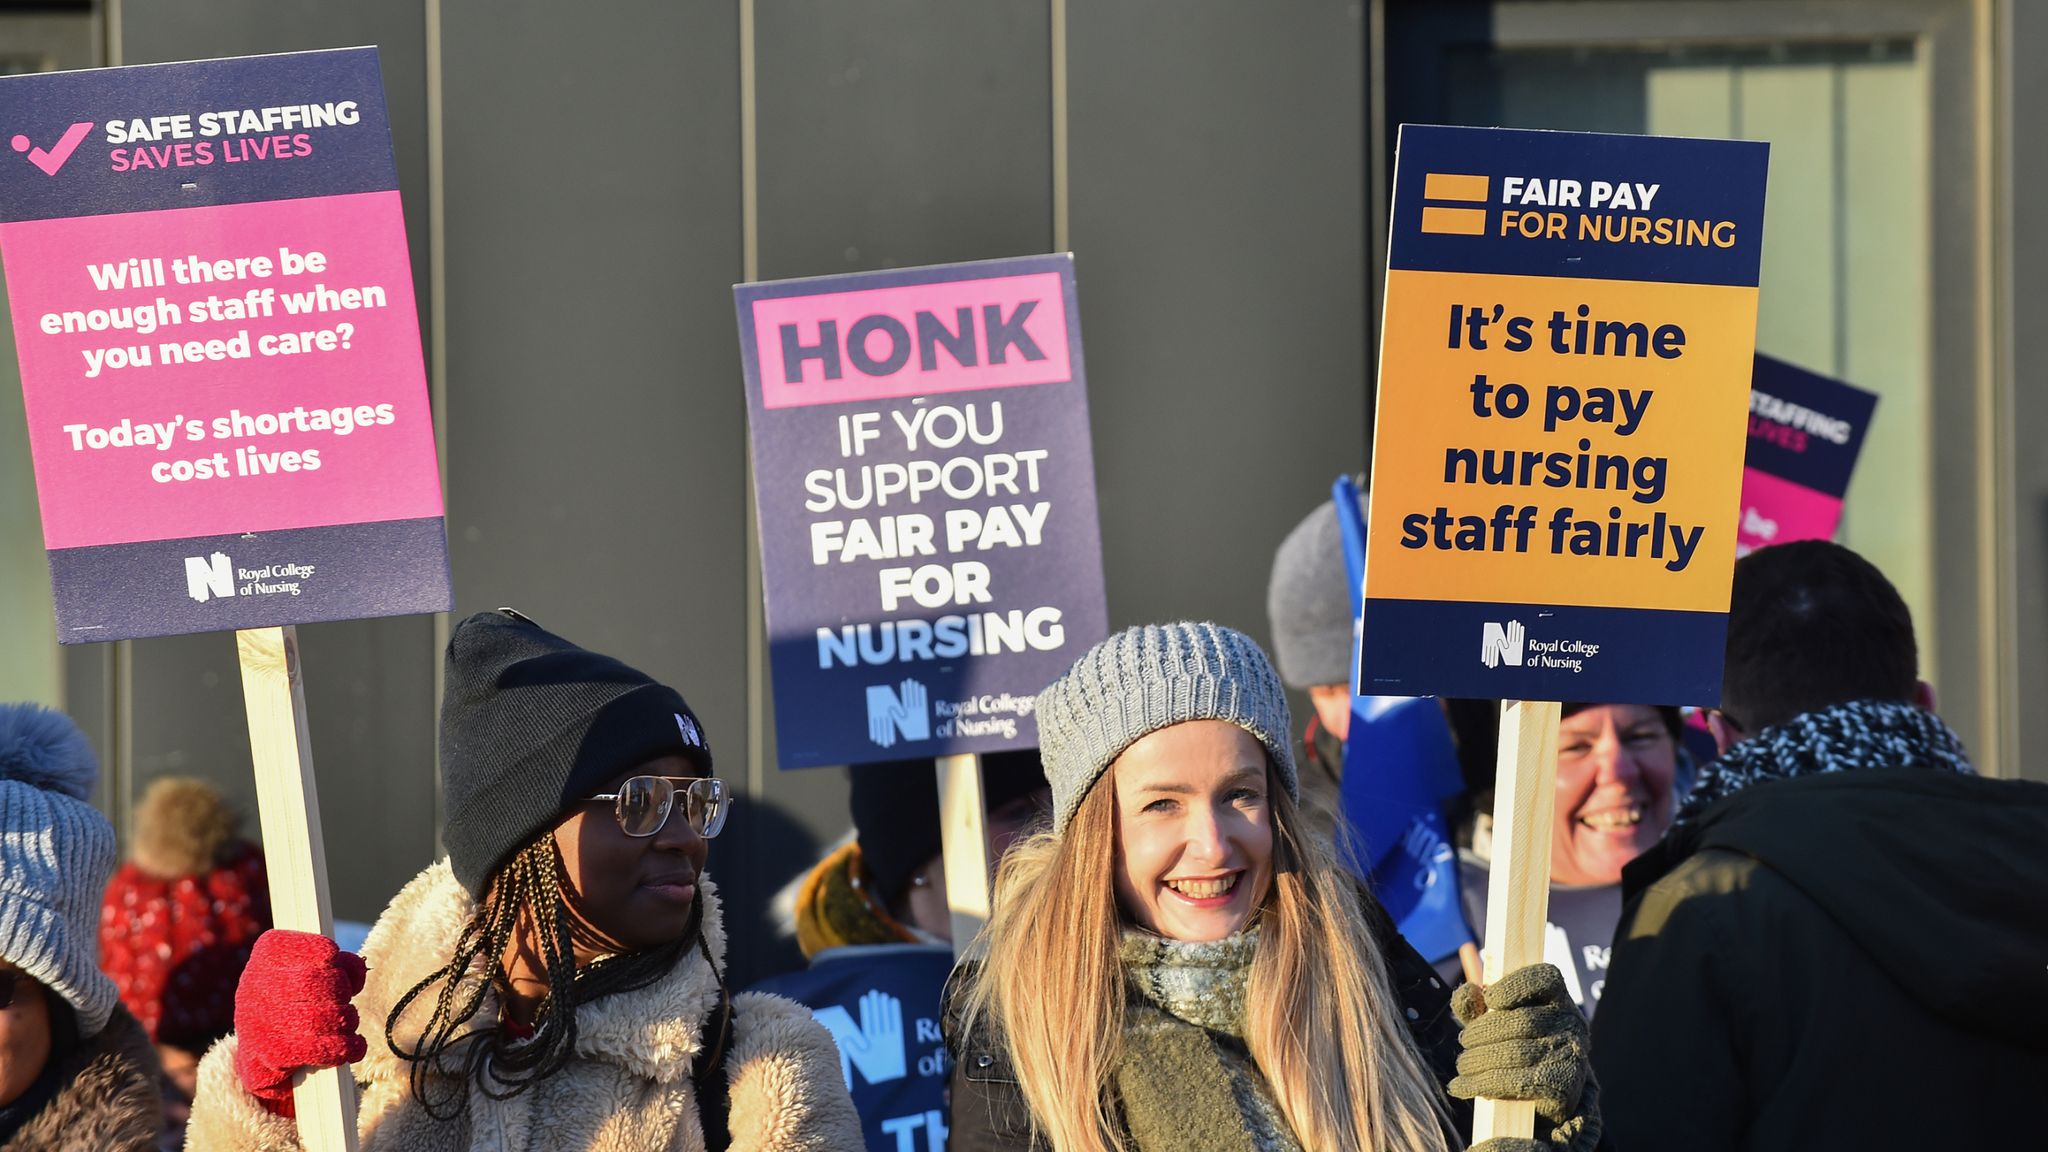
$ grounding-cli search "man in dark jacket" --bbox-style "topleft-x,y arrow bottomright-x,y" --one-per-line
1592,541 -> 2048,1151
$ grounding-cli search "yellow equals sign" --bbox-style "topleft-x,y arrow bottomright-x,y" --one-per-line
1421,173 -> 1489,235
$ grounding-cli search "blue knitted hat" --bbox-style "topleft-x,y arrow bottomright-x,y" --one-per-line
0,704 -> 119,1035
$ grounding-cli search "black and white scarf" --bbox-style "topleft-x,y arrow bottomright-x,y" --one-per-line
1677,698 -> 1971,823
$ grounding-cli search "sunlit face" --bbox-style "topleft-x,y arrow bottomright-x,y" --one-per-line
1111,721 -> 1276,942
0,962 -> 52,1109
1551,705 -> 1677,886
554,754 -> 713,956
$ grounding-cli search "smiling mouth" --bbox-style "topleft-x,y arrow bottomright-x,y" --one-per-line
1579,806 -> 1644,831
1164,873 -> 1240,900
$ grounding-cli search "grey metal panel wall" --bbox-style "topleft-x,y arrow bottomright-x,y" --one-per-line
113,0 -> 439,922
436,0 -> 768,969
1066,1 -> 1370,662
2010,1 -> 2045,784
747,0 -> 1053,981
93,0 -> 1385,976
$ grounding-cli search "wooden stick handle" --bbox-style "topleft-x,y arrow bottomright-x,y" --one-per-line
1471,698 -> 1562,1143
237,627 -> 361,1152
935,753 -> 992,956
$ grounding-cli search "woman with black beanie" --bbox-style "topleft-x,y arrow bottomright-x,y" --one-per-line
185,609 -> 860,1151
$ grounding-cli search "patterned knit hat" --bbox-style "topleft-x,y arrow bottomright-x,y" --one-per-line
440,609 -> 713,897
1035,623 -> 1297,834
0,703 -> 120,1035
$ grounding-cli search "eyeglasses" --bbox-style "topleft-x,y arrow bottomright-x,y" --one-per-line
588,775 -> 729,839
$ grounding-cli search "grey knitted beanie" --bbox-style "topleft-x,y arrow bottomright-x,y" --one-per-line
1035,622 -> 1297,834
1266,485 -> 1367,690
0,703 -> 119,1035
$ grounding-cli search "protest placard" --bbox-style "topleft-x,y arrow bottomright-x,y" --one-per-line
1737,353 -> 1878,555
0,49 -> 448,643
0,50 -> 449,1149
1363,126 -> 1769,708
1363,124 -> 1768,1140
735,254 -> 1108,770
738,255 -> 1107,951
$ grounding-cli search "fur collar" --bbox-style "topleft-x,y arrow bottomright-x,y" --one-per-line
361,859 -> 728,1087
1,1009 -> 161,1152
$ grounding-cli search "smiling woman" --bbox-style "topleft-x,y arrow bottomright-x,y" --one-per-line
1445,701 -> 1685,1020
184,610 -> 859,1152
947,622 -> 1608,1152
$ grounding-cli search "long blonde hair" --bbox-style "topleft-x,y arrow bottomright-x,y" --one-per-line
956,765 -> 1459,1152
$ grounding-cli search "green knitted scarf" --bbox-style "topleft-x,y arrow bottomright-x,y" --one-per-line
1116,928 -> 1303,1152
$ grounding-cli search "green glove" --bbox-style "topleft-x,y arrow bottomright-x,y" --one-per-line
1448,963 -> 1602,1152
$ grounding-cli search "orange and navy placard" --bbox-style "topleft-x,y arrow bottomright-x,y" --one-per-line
1361,125 -> 1768,705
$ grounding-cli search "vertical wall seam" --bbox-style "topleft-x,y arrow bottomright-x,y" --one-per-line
741,0 -> 766,800
426,0 -> 449,848
1051,0 -> 1068,252
1366,0 -> 1387,461
1831,64 -> 1848,379
102,0 -> 133,855
1978,0 -> 2019,776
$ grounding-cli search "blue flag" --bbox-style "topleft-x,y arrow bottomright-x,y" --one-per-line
1333,475 -> 1473,963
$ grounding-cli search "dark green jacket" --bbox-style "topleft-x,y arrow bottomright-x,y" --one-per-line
942,889 -> 1468,1151
1592,767 -> 2048,1152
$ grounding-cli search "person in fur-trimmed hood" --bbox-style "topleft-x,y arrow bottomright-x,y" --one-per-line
0,703 -> 164,1152
185,610 -> 860,1151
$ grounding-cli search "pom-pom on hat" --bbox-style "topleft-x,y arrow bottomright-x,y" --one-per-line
1035,623 -> 1297,835
0,703 -> 120,1035
439,609 -> 713,897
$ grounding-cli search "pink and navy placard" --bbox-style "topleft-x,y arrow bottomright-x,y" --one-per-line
737,255 -> 1109,768
0,48 -> 449,642
1736,354 -> 1878,556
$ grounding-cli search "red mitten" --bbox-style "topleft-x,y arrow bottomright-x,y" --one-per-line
232,929 -> 368,1117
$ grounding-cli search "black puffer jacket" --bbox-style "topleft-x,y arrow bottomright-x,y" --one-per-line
1593,768 -> 2048,1152
943,890 -> 1466,1151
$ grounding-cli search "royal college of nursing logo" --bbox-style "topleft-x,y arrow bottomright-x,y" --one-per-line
865,678 -> 930,748
1480,620 -> 1526,669
184,552 -> 235,603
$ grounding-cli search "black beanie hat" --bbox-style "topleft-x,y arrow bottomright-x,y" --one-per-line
440,609 -> 712,897
848,749 -> 1048,902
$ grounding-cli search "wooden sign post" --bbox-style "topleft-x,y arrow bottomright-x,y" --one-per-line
236,627 -> 360,1152
935,752 -> 993,955
1472,699 -> 1562,1142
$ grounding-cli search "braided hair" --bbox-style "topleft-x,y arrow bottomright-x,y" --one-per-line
385,833 -> 728,1119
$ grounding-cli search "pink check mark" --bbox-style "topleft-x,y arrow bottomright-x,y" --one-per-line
10,122 -> 95,176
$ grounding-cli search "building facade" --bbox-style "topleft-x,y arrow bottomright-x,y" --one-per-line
0,0 -> 2038,983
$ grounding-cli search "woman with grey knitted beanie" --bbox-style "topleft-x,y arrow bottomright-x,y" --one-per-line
0,702 -> 163,1151
946,622 -> 1606,1152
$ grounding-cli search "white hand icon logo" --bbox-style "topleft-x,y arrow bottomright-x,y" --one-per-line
814,989 -> 909,1087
